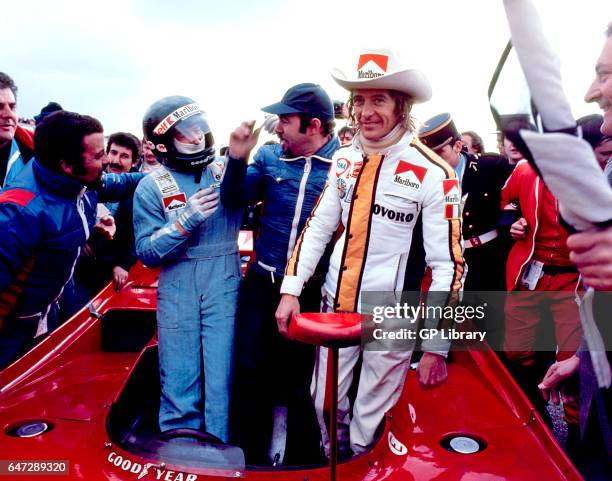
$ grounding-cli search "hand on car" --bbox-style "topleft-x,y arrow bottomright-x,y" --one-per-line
112,266 -> 129,291
538,355 -> 580,405
417,352 -> 448,389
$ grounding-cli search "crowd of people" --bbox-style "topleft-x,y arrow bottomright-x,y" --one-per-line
0,14 -> 610,481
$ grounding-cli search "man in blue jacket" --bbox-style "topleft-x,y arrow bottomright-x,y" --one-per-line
223,83 -> 340,465
61,132 -> 142,320
0,111 -> 144,369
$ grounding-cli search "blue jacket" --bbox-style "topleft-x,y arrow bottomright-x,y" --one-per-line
221,136 -> 340,276
0,159 -> 144,319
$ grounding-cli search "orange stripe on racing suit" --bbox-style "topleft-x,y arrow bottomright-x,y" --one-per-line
334,154 -> 384,312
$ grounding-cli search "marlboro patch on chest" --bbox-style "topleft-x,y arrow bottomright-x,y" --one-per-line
393,160 -> 427,190
162,193 -> 187,212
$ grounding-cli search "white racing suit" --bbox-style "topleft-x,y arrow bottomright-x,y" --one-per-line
280,131 -> 464,455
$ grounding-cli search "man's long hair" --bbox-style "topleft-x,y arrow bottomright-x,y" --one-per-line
347,90 -> 415,132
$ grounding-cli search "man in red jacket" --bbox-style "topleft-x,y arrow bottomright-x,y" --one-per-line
501,160 -> 581,432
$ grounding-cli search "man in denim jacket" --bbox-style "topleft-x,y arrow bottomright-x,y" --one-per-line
223,83 -> 340,465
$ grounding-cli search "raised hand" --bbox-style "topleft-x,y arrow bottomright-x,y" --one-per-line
229,121 -> 261,161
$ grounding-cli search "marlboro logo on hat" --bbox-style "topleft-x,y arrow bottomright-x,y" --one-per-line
331,48 -> 432,103
357,53 -> 389,79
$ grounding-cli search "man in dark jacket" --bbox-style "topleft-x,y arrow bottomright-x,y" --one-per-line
419,113 -> 514,348
0,111 -> 144,369
222,83 -> 340,465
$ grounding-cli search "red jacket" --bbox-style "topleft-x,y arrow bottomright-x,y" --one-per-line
500,160 -> 572,290
15,125 -> 34,150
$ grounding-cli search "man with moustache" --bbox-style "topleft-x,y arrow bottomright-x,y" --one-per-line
222,83 -> 339,465
0,111 -> 144,369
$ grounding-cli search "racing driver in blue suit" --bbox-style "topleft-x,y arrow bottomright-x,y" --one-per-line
133,96 -> 242,443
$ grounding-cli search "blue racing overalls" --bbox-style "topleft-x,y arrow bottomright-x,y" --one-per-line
133,159 -> 242,442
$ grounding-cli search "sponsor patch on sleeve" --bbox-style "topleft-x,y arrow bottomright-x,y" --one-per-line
443,179 -> 460,202
337,178 -> 347,199
442,179 -> 461,219
209,160 -> 225,181
444,203 -> 461,220
393,160 -> 427,190
162,193 -> 187,212
350,160 -> 363,179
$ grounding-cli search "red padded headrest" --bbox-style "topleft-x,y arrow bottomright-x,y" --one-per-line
288,312 -> 362,348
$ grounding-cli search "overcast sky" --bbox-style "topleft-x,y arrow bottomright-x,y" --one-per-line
3,0 -> 609,150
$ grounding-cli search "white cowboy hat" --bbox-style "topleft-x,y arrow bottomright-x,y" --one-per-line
331,48 -> 432,103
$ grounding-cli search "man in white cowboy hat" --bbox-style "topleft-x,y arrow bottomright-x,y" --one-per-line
275,48 -> 464,457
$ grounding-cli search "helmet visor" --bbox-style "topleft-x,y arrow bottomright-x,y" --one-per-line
172,112 -> 212,145
151,102 -> 211,140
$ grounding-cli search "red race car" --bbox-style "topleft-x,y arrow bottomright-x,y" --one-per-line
0,232 -> 582,480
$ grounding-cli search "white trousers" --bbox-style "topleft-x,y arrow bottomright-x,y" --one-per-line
311,345 -> 413,456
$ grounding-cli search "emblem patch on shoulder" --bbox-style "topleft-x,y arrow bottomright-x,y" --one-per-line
442,179 -> 461,219
393,160 -> 427,190
336,158 -> 351,178
162,193 -> 187,212
210,160 -> 225,181
443,179 -> 460,202
337,178 -> 347,199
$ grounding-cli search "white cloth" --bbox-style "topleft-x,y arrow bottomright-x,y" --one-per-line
502,0 -> 576,131
521,131 -> 612,231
